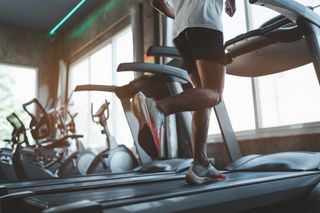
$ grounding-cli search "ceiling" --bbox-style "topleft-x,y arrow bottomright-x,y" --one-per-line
0,0 -> 100,34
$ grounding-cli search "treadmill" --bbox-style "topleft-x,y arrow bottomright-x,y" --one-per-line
0,31 -> 241,202
2,0 -> 320,212
0,64 -> 195,193
0,49 -> 238,213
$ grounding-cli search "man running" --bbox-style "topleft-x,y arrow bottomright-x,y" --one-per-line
132,0 -> 236,184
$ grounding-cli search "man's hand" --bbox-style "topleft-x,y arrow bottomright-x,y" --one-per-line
151,0 -> 175,19
225,0 -> 236,17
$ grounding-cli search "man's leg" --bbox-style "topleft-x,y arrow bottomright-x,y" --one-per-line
189,72 -> 211,165
156,60 -> 226,165
157,60 -> 225,115
192,60 -> 226,165
156,83 -> 223,115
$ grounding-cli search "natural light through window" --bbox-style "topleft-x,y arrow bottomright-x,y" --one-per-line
251,0 -> 320,128
209,0 -> 255,135
68,27 -> 134,150
0,64 -> 38,145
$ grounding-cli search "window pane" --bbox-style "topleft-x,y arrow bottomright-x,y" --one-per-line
296,0 -> 319,8
0,64 -> 37,145
209,75 -> 255,134
250,4 -> 279,29
115,28 -> 134,86
68,59 -> 90,148
68,27 -> 134,150
89,44 -> 113,149
114,28 -> 134,148
257,64 -> 320,127
222,0 -> 247,41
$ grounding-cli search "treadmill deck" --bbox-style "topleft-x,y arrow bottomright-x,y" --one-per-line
4,171 -> 319,213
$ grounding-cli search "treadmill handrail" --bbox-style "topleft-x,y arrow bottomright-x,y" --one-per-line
225,25 -> 302,60
225,17 -> 295,47
147,46 -> 181,59
74,74 -> 191,99
74,85 -> 119,93
249,0 -> 320,28
117,62 -> 191,84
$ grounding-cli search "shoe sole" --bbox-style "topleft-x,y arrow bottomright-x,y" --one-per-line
131,93 -> 147,128
185,170 -> 226,184
135,92 -> 161,152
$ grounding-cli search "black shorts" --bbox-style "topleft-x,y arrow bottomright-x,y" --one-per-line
173,27 -> 226,74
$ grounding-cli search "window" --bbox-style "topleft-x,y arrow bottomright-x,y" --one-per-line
256,64 -> 320,127
68,27 -> 134,150
250,0 -> 320,128
0,63 -> 38,145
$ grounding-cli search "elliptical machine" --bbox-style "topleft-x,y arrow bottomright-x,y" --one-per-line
22,98 -> 96,178
6,112 -> 57,180
0,139 -> 17,181
86,100 -> 138,174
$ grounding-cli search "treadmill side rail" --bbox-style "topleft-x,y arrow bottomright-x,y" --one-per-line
43,200 -> 103,213
147,46 -> 181,59
1,191 -> 35,213
117,63 -> 191,84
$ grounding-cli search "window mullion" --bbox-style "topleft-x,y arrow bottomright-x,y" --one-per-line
252,78 -> 263,129
111,38 -> 118,135
244,0 -> 263,130
87,57 -> 92,147
244,0 -> 253,31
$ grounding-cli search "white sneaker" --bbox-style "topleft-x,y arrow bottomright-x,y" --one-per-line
186,161 -> 226,184
131,92 -> 165,151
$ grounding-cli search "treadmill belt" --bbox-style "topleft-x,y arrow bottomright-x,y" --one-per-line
3,171 -> 320,213
3,172 -> 176,195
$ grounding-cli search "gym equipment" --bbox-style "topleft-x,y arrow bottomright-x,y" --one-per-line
1,1 -> 320,212
0,147 -> 16,181
86,100 -> 138,174
0,60 -> 193,208
74,74 -> 193,172
6,113 -> 57,180
51,105 -> 96,177
0,137 -> 17,181
2,1 -> 319,211
25,98 -> 97,177
3,60 -> 320,212
10,98 -> 95,180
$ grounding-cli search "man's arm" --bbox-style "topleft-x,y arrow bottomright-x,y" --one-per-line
150,0 -> 175,19
225,0 -> 236,17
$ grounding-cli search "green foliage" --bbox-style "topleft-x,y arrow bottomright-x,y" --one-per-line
0,68 -> 24,144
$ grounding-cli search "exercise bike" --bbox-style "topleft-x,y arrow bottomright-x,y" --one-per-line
86,100 -> 138,174
54,108 -> 96,177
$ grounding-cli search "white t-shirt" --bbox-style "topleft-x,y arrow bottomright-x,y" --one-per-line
166,0 -> 224,38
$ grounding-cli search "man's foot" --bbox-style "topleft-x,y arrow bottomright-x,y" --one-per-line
131,92 -> 165,151
186,161 -> 226,184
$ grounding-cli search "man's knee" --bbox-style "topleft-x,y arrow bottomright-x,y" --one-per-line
207,90 -> 223,107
